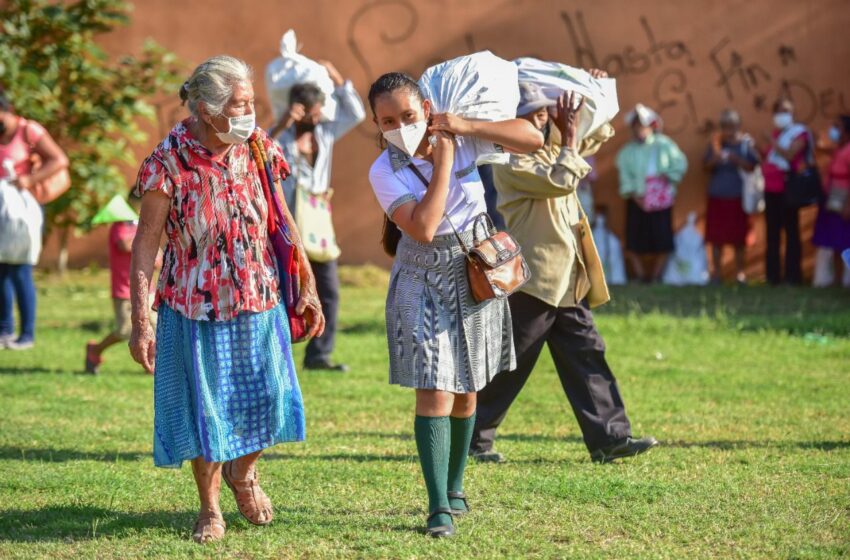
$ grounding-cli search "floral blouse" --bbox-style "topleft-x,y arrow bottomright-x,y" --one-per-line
134,119 -> 290,321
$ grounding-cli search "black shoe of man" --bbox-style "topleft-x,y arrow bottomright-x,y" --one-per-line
468,449 -> 506,464
590,436 -> 659,464
303,360 -> 350,373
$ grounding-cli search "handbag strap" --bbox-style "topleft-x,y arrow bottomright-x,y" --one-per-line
405,162 -> 471,254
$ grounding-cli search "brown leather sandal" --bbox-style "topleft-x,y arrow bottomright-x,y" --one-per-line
192,512 -> 226,544
222,460 -> 274,525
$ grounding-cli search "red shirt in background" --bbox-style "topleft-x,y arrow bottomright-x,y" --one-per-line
109,221 -> 136,299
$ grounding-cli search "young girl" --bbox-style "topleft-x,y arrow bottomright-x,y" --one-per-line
367,72 -> 542,538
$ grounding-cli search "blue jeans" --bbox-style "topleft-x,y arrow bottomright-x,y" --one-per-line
0,263 -> 36,342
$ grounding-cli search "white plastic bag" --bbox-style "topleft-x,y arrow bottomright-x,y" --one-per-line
662,212 -> 709,285
264,29 -> 338,123
0,180 -> 43,265
591,214 -> 627,285
813,247 -> 850,287
418,51 -> 519,165
740,137 -> 765,214
514,57 -> 619,141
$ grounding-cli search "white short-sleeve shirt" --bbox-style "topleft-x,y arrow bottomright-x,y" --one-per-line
369,136 -> 495,235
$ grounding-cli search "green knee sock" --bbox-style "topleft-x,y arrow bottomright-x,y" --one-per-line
414,415 -> 452,528
448,413 -> 476,512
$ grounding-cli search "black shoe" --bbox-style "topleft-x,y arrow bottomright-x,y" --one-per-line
303,360 -> 350,372
590,436 -> 659,464
425,508 -> 455,538
469,449 -> 505,463
447,491 -> 470,515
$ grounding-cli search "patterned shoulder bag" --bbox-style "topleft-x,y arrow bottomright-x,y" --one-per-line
249,135 -> 309,343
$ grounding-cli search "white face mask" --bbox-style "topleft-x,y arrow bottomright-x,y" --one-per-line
383,120 -> 428,157
829,125 -> 842,144
212,113 -> 256,144
773,112 -> 793,130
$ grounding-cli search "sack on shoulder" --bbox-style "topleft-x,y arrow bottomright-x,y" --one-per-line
294,186 -> 341,263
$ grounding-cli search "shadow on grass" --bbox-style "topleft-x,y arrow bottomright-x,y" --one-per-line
0,446 -> 146,463
597,285 -> 850,337
0,366 -> 66,375
264,451 -> 418,463
338,321 -> 386,336
664,440 -> 850,451
0,506 -> 194,542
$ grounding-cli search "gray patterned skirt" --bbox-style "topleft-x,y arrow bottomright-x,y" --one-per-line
385,231 -> 516,393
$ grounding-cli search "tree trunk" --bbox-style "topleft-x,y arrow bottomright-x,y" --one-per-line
57,227 -> 70,276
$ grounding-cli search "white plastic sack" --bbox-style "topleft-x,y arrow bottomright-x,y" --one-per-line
514,57 -> 619,141
418,51 -> 520,165
662,212 -> 709,286
592,214 -> 627,285
813,247 -> 850,287
0,180 -> 43,265
264,29 -> 337,123
740,137 -> 765,214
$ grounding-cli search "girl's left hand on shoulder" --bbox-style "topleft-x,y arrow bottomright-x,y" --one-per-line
430,113 -> 473,136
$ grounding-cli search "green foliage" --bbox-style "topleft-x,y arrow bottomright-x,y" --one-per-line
0,0 -> 182,232
0,271 -> 848,558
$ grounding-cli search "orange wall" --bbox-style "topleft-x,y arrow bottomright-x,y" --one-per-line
44,0 -> 850,279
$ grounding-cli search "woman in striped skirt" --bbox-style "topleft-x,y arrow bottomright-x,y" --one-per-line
367,73 -> 543,537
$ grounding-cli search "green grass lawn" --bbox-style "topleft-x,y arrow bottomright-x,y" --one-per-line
0,267 -> 848,559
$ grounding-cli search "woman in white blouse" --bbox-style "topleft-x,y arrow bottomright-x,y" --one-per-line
367,72 -> 542,538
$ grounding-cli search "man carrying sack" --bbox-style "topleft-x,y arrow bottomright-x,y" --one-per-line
269,59 -> 366,372
469,79 -> 658,464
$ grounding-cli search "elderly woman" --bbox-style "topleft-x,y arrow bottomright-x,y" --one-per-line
616,104 -> 688,283
129,56 -> 324,544
703,109 -> 760,284
0,87 -> 69,350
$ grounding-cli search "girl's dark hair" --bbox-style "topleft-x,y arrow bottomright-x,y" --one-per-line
368,72 -> 425,257
367,72 -> 424,114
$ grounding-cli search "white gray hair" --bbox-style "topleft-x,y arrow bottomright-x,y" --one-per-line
179,55 -> 253,118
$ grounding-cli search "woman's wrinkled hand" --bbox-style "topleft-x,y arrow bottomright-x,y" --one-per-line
429,113 -> 473,136
296,290 -> 325,339
129,321 -> 156,374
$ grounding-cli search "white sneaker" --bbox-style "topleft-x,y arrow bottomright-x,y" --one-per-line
6,339 -> 34,351
0,334 -> 15,349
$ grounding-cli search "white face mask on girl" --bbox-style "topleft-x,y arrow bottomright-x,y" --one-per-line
773,112 -> 793,130
383,120 -> 428,157
829,126 -> 842,144
212,113 -> 256,144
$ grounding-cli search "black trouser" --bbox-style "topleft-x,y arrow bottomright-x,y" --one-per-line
304,259 -> 339,365
764,191 -> 802,285
471,292 -> 632,454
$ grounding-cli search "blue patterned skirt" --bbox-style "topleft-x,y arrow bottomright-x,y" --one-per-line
152,304 -> 305,468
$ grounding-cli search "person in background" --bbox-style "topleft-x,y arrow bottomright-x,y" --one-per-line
368,72 -> 542,538
703,109 -> 760,284
812,115 -> 850,286
616,104 -> 688,283
269,61 -> 366,372
470,81 -> 657,465
84,192 -> 159,374
129,56 -> 324,544
0,87 -> 69,350
761,98 -> 808,285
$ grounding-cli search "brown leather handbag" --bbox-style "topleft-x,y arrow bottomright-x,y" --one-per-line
403,162 -> 530,302
448,213 -> 531,303
24,119 -> 71,205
